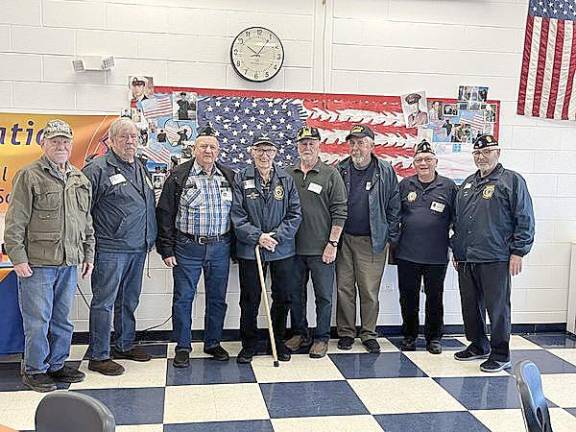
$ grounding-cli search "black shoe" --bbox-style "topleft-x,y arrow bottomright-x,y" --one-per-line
173,350 -> 190,368
454,347 -> 490,362
337,336 -> 354,350
88,359 -> 125,376
204,345 -> 230,361
22,373 -> 57,393
277,348 -> 291,362
47,365 -> 86,383
480,359 -> 511,373
400,337 -> 417,351
237,348 -> 256,364
111,346 -> 151,362
426,340 -> 443,355
362,339 -> 381,353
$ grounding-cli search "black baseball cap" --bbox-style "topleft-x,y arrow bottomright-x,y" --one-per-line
252,133 -> 277,147
345,124 -> 374,141
296,126 -> 321,142
473,134 -> 499,150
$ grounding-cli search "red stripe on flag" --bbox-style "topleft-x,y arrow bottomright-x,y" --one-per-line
562,23 -> 576,120
532,17 -> 550,117
547,19 -> 565,118
518,14 -> 534,115
307,118 -> 410,136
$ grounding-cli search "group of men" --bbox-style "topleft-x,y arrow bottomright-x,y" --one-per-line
4,115 -> 535,393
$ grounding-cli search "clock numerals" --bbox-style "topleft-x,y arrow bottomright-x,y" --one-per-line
231,27 -> 283,82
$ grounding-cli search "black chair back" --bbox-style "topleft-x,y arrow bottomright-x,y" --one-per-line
514,360 -> 553,432
35,391 -> 115,432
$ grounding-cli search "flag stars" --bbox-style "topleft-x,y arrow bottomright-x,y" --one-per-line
279,118 -> 286,124
234,101 -> 241,107
259,109 -> 265,115
224,106 -> 230,112
215,101 -> 222,107
233,115 -> 240,122
244,108 -> 250,114
242,123 -> 248,129
206,106 -> 213,112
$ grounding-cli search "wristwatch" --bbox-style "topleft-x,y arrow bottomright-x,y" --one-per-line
328,240 -> 339,247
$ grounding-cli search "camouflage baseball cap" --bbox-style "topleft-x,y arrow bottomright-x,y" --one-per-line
42,119 -> 73,140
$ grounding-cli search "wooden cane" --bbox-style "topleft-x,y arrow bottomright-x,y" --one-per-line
255,245 -> 279,367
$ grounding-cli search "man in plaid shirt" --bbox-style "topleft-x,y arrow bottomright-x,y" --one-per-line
157,125 -> 236,368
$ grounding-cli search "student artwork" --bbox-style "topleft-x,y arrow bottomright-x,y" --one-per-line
401,91 -> 429,128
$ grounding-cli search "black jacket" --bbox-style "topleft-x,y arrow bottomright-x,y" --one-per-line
156,159 -> 236,259
82,151 -> 157,253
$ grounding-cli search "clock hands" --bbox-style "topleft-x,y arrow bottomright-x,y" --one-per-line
255,39 -> 270,56
246,45 -> 260,56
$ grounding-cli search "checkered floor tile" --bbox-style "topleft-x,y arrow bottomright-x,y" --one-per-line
2,333 -> 576,431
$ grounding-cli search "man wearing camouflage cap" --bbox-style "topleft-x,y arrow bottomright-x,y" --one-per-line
4,119 -> 95,392
452,134 -> 535,373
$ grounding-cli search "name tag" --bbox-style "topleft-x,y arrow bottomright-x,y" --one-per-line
307,182 -> 323,194
365,181 -> 371,190
109,174 -> 126,185
463,183 -> 472,189
221,189 -> 233,201
430,201 -> 446,212
244,179 -> 256,189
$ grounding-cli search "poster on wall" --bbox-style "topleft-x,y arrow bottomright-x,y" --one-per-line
135,86 -> 500,185
0,113 -> 115,213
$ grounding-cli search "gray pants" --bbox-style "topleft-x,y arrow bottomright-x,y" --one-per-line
457,261 -> 511,362
336,234 -> 388,342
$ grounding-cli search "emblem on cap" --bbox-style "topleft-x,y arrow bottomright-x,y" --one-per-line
274,185 -> 284,200
482,184 -> 495,200
407,191 -> 417,202
42,119 -> 73,140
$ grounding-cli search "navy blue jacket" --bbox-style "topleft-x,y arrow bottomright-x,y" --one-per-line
231,164 -> 301,261
337,155 -> 401,254
82,151 -> 158,253
452,163 -> 535,262
397,173 -> 457,265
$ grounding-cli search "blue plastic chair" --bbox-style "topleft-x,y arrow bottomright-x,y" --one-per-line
514,360 -> 554,432
35,391 -> 115,432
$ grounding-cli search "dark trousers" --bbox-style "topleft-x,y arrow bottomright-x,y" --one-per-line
238,256 -> 295,351
457,261 -> 511,362
397,259 -> 447,341
290,255 -> 335,342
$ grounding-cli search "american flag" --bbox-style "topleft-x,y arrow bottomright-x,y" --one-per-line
459,111 -> 485,130
517,0 -> 576,120
197,95 -> 417,176
141,142 -> 171,165
141,94 -> 173,120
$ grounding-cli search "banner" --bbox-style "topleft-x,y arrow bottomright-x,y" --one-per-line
0,113 -> 115,212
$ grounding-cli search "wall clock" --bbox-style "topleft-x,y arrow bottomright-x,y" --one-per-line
230,27 -> 284,83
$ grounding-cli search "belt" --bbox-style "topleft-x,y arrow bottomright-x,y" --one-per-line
178,231 -> 230,245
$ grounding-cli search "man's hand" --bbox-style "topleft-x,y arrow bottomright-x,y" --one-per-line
322,243 -> 337,264
81,262 -> 94,279
14,262 -> 33,278
509,254 -> 523,276
258,233 -> 278,252
163,256 -> 178,268
452,257 -> 458,271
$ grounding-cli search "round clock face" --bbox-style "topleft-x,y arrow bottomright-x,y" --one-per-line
230,27 -> 284,82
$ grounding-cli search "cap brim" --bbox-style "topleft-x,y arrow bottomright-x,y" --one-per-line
252,140 -> 276,147
44,133 -> 73,139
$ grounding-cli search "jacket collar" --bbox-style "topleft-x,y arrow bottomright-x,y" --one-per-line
293,158 -> 322,174
473,163 -> 504,184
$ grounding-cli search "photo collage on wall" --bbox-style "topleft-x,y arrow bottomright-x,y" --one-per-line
125,77 -> 199,191
401,86 -> 498,184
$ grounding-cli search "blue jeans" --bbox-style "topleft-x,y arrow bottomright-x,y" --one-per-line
172,234 -> 230,351
18,266 -> 77,374
290,255 -> 335,342
88,251 -> 146,360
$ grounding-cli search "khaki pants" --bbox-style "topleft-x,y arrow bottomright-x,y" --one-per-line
336,234 -> 387,341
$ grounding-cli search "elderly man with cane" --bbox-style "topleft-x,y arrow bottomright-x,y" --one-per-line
231,133 -> 301,364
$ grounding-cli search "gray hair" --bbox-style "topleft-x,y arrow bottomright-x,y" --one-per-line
109,117 -> 137,140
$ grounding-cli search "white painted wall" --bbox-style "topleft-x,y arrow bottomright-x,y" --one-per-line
1,0 -> 574,332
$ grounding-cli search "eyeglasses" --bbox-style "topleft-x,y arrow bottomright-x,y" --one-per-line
472,149 -> 498,157
413,157 -> 435,164
253,147 -> 277,155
